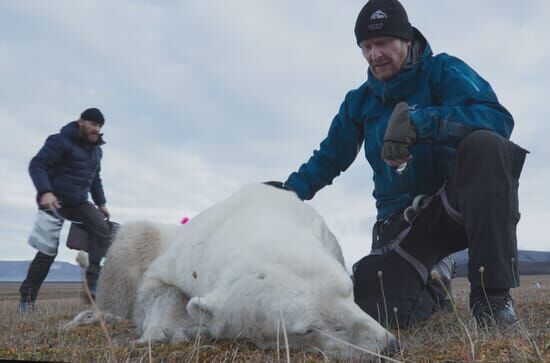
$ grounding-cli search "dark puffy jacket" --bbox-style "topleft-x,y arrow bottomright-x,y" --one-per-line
285,29 -> 513,219
29,121 -> 106,207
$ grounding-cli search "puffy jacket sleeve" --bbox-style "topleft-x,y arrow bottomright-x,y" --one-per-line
28,134 -> 66,197
285,92 -> 364,200
409,54 -> 514,145
91,148 -> 106,206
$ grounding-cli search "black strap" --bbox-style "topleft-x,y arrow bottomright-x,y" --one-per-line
369,193 -> 436,283
395,246 -> 429,283
439,188 -> 464,225
370,225 -> 412,256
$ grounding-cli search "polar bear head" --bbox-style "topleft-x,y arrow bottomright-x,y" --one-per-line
186,250 -> 397,359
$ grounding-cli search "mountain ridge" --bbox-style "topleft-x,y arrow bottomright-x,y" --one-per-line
1,249 -> 549,282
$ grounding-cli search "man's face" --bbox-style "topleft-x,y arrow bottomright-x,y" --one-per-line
78,119 -> 103,143
360,36 -> 410,81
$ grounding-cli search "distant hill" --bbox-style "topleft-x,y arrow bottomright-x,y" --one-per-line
452,250 -> 550,277
0,260 -> 82,282
1,249 -> 549,282
452,250 -> 550,264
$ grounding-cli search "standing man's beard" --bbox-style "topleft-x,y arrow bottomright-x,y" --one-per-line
87,134 -> 99,143
80,129 -> 99,143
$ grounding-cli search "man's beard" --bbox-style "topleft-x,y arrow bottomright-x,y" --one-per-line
87,134 -> 99,143
80,129 -> 99,143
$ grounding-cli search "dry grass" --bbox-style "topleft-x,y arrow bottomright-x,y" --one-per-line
0,276 -> 548,362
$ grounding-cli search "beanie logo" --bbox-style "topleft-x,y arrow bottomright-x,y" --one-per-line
370,9 -> 388,20
368,23 -> 384,31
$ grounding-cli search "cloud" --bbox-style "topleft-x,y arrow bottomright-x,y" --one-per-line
0,1 -> 548,266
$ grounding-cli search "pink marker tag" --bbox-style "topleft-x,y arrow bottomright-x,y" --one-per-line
180,217 -> 190,224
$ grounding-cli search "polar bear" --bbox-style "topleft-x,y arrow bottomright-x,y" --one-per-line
69,183 -> 397,358
135,184 -> 396,357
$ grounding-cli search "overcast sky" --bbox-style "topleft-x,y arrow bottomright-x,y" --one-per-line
1,1 -> 548,267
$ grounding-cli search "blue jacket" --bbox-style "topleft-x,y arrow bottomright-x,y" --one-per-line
285,29 -> 514,219
29,121 -> 106,207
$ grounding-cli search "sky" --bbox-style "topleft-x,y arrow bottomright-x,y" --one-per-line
1,0 -> 549,267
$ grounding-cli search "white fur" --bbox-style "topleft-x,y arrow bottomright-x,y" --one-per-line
63,309 -> 121,329
135,184 -> 395,357
66,221 -> 180,328
67,183 -> 396,358
96,221 -> 180,319
75,250 -> 89,269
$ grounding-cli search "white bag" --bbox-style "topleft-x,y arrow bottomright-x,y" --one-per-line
27,210 -> 64,256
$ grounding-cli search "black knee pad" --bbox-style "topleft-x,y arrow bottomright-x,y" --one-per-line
458,129 -> 504,151
353,252 -> 435,328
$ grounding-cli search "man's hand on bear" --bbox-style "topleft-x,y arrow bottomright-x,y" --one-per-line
263,181 -> 287,190
263,181 -> 301,199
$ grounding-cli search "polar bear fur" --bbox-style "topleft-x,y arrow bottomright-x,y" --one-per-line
70,183 -> 396,358
94,221 -> 180,319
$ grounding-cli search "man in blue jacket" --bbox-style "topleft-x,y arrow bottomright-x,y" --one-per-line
268,0 -> 527,327
19,108 -> 111,311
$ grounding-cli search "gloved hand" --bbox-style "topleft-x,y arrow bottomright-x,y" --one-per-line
381,102 -> 417,167
264,181 -> 303,200
263,181 -> 289,190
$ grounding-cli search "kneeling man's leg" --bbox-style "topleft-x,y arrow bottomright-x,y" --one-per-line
354,191 -> 465,328
446,130 -> 528,325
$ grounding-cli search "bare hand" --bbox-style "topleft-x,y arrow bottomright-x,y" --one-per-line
98,205 -> 110,219
40,192 -> 62,210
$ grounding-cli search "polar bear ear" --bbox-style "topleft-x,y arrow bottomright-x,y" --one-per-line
312,217 -> 345,266
187,296 -> 214,323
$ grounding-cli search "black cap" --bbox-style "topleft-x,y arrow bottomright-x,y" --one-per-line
354,0 -> 413,45
80,108 -> 105,124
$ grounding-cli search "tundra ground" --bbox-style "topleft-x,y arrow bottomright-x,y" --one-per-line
0,276 -> 548,362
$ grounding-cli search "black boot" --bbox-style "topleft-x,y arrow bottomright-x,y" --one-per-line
428,256 -> 456,311
470,287 -> 517,326
19,294 -> 35,314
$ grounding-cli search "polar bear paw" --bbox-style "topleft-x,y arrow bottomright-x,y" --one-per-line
63,309 -> 121,329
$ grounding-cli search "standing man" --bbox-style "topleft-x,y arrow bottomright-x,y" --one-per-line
19,108 -> 111,311
268,0 -> 527,327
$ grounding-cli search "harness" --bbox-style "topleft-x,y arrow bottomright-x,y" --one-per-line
369,183 -> 463,283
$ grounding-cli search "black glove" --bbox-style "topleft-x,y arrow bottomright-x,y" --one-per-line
381,102 -> 417,163
263,181 -> 289,190
263,181 -> 302,200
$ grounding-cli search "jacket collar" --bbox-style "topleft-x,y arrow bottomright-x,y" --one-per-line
366,27 -> 432,106
61,121 -> 105,146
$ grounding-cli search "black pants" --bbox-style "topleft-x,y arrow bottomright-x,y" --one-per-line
353,130 -> 528,327
19,203 -> 110,302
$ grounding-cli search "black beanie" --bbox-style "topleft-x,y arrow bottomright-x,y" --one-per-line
354,0 -> 413,45
80,108 -> 105,124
